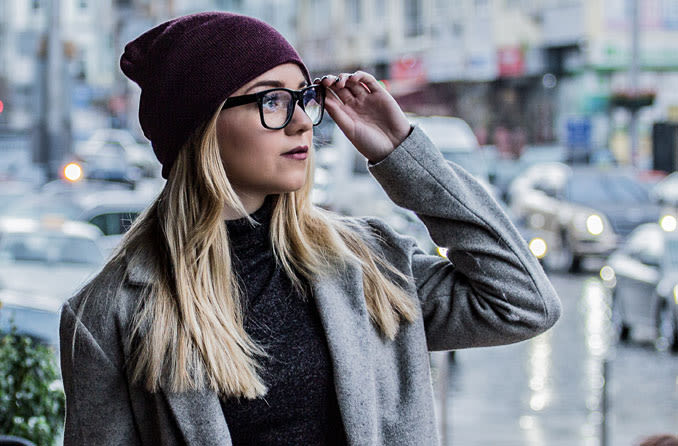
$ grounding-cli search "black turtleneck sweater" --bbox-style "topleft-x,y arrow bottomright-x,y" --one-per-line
220,195 -> 347,445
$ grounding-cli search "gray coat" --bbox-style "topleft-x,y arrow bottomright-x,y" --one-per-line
59,125 -> 561,445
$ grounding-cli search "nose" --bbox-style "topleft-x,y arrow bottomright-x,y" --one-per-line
284,101 -> 313,135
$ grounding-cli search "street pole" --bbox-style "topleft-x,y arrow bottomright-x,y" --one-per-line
36,0 -> 68,181
629,0 -> 640,167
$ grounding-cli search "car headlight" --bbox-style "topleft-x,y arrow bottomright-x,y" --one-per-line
586,214 -> 604,235
600,265 -> 615,282
528,237 -> 547,259
599,265 -> 616,288
674,284 -> 678,305
660,214 -> 677,232
574,212 -> 606,236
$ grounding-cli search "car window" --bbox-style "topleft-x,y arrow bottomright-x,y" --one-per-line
89,212 -> 139,236
0,233 -> 103,264
565,174 -> 648,206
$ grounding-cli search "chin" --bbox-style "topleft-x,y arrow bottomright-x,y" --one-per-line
271,179 -> 307,194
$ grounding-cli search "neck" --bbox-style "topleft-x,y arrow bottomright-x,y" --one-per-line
222,193 -> 267,220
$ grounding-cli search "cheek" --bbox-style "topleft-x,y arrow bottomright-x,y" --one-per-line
217,114 -> 265,173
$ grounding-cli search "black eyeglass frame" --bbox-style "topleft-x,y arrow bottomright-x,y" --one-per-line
221,84 -> 326,130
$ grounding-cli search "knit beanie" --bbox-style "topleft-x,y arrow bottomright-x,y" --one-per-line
120,11 -> 310,179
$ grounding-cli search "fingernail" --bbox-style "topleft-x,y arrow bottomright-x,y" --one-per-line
332,75 -> 341,85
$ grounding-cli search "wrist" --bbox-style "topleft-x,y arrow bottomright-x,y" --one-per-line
389,124 -> 413,149
368,125 -> 414,164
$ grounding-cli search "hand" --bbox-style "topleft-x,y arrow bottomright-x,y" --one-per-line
313,71 -> 412,163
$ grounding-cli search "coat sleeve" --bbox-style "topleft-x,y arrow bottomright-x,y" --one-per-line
59,300 -> 141,445
367,125 -> 562,351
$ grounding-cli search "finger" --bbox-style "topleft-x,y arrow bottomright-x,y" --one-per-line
344,74 -> 371,98
324,96 -> 354,133
325,86 -> 345,106
329,76 -> 356,104
346,70 -> 383,94
332,72 -> 352,89
313,74 -> 333,86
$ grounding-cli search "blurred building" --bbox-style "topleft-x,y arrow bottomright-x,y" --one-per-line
0,0 -> 116,132
4,0 -> 678,167
293,0 -> 678,163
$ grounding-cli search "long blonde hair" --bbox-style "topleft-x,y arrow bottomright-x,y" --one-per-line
104,104 -> 418,398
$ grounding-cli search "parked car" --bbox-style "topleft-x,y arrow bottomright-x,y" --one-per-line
486,144 -> 565,203
75,128 -> 160,179
509,163 -> 662,272
650,171 -> 678,206
1,187 -> 155,255
0,288 -> 61,348
0,217 -> 104,300
0,181 -> 37,210
602,223 -> 678,352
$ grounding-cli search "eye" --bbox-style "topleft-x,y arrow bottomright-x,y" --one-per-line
303,88 -> 316,102
262,92 -> 285,111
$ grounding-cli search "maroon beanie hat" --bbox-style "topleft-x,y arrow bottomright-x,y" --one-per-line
120,11 -> 310,179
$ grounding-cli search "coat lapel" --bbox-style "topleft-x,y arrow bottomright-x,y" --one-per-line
311,259 -> 379,444
161,386 -> 231,446
126,252 -> 232,445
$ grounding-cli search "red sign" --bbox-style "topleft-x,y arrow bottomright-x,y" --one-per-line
497,47 -> 525,77
390,55 -> 426,83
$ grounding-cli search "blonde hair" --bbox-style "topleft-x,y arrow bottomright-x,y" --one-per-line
101,104 -> 418,398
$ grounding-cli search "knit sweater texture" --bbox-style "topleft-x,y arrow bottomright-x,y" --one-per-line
220,196 -> 347,445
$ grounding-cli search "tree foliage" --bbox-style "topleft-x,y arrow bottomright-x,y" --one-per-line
0,325 -> 65,446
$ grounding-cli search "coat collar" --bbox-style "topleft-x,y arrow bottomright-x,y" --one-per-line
123,250 -> 377,444
124,248 -> 155,286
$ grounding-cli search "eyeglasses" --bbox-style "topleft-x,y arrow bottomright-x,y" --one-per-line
221,84 -> 326,130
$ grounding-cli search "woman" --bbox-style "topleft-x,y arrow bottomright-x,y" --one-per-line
59,11 -> 561,446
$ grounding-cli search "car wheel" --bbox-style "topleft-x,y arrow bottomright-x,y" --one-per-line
655,300 -> 678,353
560,231 -> 580,273
569,255 -> 582,274
611,291 -> 631,342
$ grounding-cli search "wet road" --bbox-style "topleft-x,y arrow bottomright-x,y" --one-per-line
437,272 -> 678,446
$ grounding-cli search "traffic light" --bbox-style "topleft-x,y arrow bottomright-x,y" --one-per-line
0,99 -> 4,114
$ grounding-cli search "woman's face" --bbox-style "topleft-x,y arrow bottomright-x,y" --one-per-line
217,63 -> 313,203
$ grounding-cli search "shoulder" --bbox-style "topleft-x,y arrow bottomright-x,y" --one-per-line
61,252 -> 145,352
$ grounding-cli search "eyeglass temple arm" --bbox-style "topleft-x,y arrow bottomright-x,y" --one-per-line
222,93 -> 258,110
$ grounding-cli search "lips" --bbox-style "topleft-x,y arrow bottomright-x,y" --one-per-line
282,146 -> 308,155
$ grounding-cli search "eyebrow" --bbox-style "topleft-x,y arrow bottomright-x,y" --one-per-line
245,79 -> 309,93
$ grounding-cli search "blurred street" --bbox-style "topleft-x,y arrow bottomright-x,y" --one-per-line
446,271 -> 678,446
3,0 -> 678,444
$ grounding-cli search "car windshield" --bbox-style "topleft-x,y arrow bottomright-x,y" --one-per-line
565,173 -> 648,206
0,233 -> 103,264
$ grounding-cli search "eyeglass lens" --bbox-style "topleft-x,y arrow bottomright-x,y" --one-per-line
261,86 -> 323,128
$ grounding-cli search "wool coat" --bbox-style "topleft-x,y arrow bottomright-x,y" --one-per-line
59,125 -> 562,445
